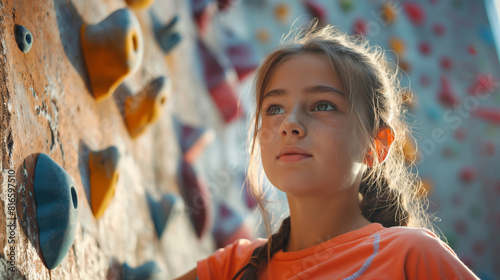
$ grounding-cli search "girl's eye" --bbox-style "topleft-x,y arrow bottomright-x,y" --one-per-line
265,105 -> 285,115
313,102 -> 336,111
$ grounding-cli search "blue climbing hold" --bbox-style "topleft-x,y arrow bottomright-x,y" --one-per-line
34,153 -> 79,269
123,261 -> 164,280
15,25 -> 33,53
159,15 -> 182,54
146,192 -> 183,238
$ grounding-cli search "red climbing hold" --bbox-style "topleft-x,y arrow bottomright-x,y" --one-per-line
459,167 -> 477,183
304,0 -> 327,24
437,76 -> 459,108
353,19 -> 367,35
433,23 -> 445,36
197,39 -> 243,123
403,2 -> 426,26
468,45 -> 477,55
440,56 -> 453,70
418,41 -> 431,55
472,107 -> 500,124
467,74 -> 498,96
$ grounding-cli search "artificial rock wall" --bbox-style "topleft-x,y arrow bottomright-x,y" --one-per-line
0,0 -> 257,279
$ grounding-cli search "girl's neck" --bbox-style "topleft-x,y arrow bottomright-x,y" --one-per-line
284,192 -> 371,252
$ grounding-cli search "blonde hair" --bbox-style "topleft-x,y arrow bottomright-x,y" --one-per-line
234,21 -> 432,280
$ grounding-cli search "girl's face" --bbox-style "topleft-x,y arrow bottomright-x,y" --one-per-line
259,53 -> 366,197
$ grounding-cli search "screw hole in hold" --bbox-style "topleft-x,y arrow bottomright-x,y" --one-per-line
25,33 -> 32,44
160,97 -> 166,105
71,187 -> 78,209
132,32 -> 138,52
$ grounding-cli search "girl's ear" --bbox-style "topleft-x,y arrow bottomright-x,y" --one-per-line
363,126 -> 395,167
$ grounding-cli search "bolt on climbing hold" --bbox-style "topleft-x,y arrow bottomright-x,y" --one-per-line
89,146 -> 120,219
125,76 -> 170,138
34,154 -> 79,269
81,8 -> 144,102
15,25 -> 33,53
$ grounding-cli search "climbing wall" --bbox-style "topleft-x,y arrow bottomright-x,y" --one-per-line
0,0 -> 260,279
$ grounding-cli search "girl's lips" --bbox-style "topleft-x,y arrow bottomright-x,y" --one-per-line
277,154 -> 312,163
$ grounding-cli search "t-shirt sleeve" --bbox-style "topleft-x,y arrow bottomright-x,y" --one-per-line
196,238 -> 267,280
403,228 -> 479,280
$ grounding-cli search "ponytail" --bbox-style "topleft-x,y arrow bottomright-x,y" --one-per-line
359,167 -> 409,227
232,217 -> 291,280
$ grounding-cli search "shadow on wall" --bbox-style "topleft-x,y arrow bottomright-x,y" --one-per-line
52,0 -> 92,95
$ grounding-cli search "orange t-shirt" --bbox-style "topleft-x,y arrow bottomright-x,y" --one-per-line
197,223 -> 479,279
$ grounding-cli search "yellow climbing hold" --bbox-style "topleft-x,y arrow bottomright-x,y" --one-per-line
381,2 -> 397,25
274,3 -> 290,23
89,146 -> 120,219
389,37 -> 405,55
125,76 -> 170,138
402,133 -> 419,164
125,0 -> 155,10
81,8 -> 144,102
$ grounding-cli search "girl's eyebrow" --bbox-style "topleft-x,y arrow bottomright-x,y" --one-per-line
263,85 -> 345,100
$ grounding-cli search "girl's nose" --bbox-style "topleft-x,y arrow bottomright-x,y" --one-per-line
280,111 -> 306,137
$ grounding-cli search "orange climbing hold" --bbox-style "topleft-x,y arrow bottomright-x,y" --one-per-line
125,0 -> 155,9
81,9 -> 144,102
125,76 -> 170,138
402,133 -> 419,164
274,3 -> 290,23
389,37 -> 405,55
89,146 -> 120,219
380,2 -> 397,25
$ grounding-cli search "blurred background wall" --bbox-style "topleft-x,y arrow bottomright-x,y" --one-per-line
0,0 -> 499,279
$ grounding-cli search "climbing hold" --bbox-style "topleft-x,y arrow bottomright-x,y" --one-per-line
81,8 -> 144,102
481,141 -> 495,156
146,193 -> 183,238
417,178 -> 433,196
439,56 -> 453,70
177,160 -> 211,238
403,2 -> 425,26
402,89 -> 416,110
389,37 -> 405,55
197,39 -> 243,123
191,0 -> 217,35
213,203 -> 251,248
402,133 -> 419,164
471,107 -> 500,124
398,59 -> 411,73
380,2 -> 397,25
158,16 -> 182,54
223,28 -> 259,81
437,76 -> 459,108
15,25 -> 33,53
125,0 -> 155,9
173,116 -> 215,163
353,19 -> 367,35
338,0 -> 354,13
403,134 -> 420,164
34,154 -> 79,269
304,0 -> 327,25
123,261 -> 164,280
256,28 -> 270,43
432,23 -> 445,36
89,146 -> 120,219
274,3 -> 290,23
218,0 -> 236,11
459,167 -> 477,183
418,41 -> 431,55
467,74 -> 497,96
125,76 -> 170,138
241,174 -> 258,209
468,45 -> 477,55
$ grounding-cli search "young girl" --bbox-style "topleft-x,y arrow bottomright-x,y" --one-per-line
176,22 -> 479,280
